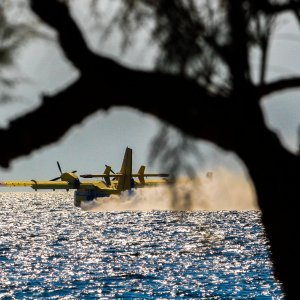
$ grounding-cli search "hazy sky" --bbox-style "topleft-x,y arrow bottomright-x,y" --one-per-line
0,2 -> 300,183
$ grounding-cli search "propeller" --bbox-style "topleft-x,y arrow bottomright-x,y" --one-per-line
50,176 -> 61,182
105,164 -> 116,174
50,161 -> 77,181
105,164 -> 117,181
57,161 -> 62,175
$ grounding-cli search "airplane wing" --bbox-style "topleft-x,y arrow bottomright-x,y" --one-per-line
0,180 -> 74,190
80,174 -> 122,178
0,180 -> 121,193
80,173 -> 169,178
134,174 -> 169,177
135,178 -> 170,188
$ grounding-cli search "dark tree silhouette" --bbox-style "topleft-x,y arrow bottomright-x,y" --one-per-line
1,0 -> 300,297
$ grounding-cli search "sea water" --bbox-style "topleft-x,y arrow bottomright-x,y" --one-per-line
0,192 -> 283,299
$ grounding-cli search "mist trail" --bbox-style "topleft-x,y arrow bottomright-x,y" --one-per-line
81,168 -> 259,212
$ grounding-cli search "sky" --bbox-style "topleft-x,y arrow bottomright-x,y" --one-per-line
0,2 -> 300,185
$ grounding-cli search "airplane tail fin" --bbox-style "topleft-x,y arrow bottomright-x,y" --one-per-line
103,165 -> 111,186
117,147 -> 132,191
138,165 -> 145,184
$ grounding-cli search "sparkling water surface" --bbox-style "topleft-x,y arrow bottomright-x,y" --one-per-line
0,192 -> 283,299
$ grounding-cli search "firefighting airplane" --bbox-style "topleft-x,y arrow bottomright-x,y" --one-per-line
0,148 -> 169,207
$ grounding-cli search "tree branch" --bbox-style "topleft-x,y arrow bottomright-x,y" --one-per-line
0,58 -> 237,167
6,0 -> 294,168
259,77 -> 300,97
30,0 -> 97,72
0,0 -> 241,168
253,1 -> 300,16
0,77 -> 99,167
291,0 -> 300,23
